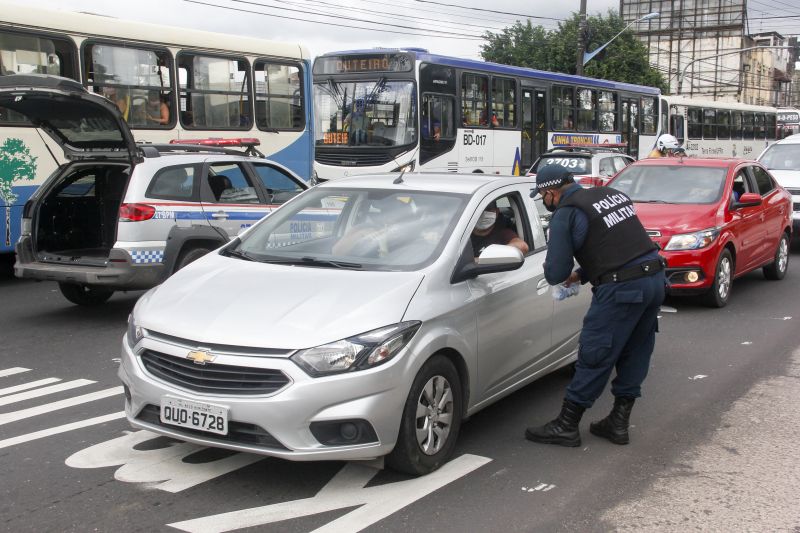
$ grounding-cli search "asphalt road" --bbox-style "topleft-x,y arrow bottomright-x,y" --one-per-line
1,251 -> 799,533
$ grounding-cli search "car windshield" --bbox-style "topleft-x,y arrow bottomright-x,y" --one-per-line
612,165 -> 727,204
314,79 -> 417,147
531,155 -> 590,174
758,143 -> 800,171
234,187 -> 467,271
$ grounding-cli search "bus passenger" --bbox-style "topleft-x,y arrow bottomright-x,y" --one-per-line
146,91 -> 170,126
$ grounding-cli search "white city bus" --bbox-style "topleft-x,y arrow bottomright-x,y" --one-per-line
312,48 -> 662,181
0,2 -> 312,254
660,95 -> 777,159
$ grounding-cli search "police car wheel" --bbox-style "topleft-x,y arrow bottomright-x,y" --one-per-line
702,249 -> 733,308
176,247 -> 213,271
763,233 -> 789,281
386,355 -> 463,476
58,283 -> 114,306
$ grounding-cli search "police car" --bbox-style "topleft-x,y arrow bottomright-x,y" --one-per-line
528,145 -> 635,188
3,75 -> 307,305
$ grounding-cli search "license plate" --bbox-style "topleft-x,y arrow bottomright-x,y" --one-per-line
160,396 -> 228,435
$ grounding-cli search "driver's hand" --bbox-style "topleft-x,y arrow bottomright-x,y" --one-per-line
565,271 -> 580,286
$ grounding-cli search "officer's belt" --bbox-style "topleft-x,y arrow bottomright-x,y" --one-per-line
593,258 -> 663,286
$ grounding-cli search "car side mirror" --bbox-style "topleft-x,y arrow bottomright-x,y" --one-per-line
733,192 -> 762,208
451,244 -> 524,283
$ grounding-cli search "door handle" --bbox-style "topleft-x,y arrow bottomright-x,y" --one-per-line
211,211 -> 229,219
537,279 -> 549,290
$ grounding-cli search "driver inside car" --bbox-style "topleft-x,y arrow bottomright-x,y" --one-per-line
470,200 -> 529,259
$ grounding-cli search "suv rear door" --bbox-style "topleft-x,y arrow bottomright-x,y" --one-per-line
0,74 -> 139,163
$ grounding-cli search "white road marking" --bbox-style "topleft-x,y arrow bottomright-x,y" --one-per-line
0,386 -> 122,425
0,379 -> 93,406
0,411 -> 126,450
66,430 -> 262,493
689,375 -> 708,380
660,305 -> 677,313
741,341 -> 753,345
0,377 -> 61,396
168,454 -> 493,533
0,367 -> 30,378
522,483 -> 556,492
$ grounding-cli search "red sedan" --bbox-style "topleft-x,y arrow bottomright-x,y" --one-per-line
609,157 -> 792,307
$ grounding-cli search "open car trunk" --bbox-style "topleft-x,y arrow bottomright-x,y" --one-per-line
34,163 -> 130,266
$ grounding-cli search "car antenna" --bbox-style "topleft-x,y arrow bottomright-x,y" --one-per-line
393,146 -> 420,184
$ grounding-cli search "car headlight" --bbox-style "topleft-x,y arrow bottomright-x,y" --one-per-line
127,314 -> 144,348
664,228 -> 720,251
291,321 -> 421,377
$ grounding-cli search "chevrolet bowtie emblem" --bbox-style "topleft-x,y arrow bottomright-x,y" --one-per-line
186,349 -> 216,365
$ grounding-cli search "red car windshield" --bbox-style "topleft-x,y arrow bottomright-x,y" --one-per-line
612,165 -> 727,204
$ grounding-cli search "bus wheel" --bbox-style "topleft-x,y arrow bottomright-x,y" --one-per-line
58,283 -> 114,306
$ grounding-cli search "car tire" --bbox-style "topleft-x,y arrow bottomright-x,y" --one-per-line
763,232 -> 790,281
175,246 -> 213,271
386,355 -> 463,476
58,283 -> 114,306
702,249 -> 733,308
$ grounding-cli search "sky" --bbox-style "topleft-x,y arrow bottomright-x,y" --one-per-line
24,0 -> 621,60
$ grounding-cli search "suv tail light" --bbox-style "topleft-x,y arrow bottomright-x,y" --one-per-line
119,203 -> 156,222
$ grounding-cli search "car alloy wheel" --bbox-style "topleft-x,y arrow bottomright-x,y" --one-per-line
703,249 -> 733,308
717,255 -> 731,300
764,233 -> 790,280
415,375 -> 454,455
386,355 -> 462,476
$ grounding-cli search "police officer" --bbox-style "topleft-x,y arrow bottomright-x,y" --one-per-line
525,164 -> 665,447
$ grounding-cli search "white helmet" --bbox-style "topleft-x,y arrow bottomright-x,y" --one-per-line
656,134 -> 680,152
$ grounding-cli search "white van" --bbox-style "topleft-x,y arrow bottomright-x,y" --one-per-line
757,134 -> 800,242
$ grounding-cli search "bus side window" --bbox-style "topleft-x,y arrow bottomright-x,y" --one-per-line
670,115 -> 685,145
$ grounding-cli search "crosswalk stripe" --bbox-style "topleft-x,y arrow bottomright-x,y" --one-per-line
0,386 -> 123,425
0,379 -> 95,407
0,411 -> 126,450
0,378 -> 62,397
0,368 -> 31,378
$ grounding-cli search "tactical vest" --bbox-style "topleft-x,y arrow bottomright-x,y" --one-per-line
558,186 -> 656,282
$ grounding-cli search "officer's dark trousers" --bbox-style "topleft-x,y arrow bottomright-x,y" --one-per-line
565,271 -> 666,408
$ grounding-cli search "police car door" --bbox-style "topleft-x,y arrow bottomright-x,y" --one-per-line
200,160 -> 271,237
471,188 -> 554,402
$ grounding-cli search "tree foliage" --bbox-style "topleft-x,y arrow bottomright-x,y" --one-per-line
481,11 -> 667,92
0,137 -> 37,205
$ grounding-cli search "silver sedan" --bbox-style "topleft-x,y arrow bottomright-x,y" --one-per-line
119,173 -> 589,475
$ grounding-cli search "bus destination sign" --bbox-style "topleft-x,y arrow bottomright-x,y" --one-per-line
778,112 -> 799,123
314,54 -> 413,75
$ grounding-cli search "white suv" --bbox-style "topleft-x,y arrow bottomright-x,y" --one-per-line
2,74 -> 307,305
758,134 -> 800,241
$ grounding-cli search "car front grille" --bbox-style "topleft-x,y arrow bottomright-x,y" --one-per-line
794,202 -> 800,212
136,405 -> 288,450
315,148 -> 394,167
785,187 -> 800,196
141,350 -> 290,396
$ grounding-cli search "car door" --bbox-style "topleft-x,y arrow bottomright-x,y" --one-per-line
199,161 -> 270,238
470,187 -> 554,403
729,166 -> 764,272
748,164 -> 785,262
248,162 -> 307,206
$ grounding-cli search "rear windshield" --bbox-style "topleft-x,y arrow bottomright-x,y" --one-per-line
612,165 -> 727,204
531,155 -> 590,174
758,143 -> 800,171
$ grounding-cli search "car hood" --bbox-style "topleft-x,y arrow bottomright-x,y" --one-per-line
767,169 -> 800,190
137,253 -> 425,351
634,202 -> 721,235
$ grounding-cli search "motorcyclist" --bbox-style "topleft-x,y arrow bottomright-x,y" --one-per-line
648,134 -> 685,158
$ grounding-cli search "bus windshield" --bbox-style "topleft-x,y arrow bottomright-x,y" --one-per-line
314,79 -> 416,148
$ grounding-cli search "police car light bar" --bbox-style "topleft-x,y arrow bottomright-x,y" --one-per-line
169,138 -> 261,147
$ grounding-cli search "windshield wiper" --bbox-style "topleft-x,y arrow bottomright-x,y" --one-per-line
636,199 -> 671,204
261,256 -> 363,269
221,248 -> 256,261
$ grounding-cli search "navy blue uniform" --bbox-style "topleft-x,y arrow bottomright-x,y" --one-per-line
545,184 -> 664,407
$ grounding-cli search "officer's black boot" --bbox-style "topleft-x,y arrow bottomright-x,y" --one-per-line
525,399 -> 585,447
589,396 -> 635,445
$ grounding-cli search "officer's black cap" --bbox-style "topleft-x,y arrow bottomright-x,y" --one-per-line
530,164 -> 574,197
